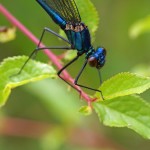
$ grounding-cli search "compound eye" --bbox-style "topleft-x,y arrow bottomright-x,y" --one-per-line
88,57 -> 97,67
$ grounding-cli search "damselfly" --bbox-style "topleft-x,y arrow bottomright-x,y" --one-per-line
19,0 -> 106,99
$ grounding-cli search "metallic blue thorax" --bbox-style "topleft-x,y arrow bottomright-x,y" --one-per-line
37,0 -> 92,55
64,23 -> 92,53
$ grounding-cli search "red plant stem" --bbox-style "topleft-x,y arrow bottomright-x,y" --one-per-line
0,4 -> 91,103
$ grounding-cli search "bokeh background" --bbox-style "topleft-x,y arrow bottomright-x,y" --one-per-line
0,0 -> 150,150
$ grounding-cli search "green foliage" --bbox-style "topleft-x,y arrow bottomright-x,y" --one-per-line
95,72 -> 150,100
2,56 -> 150,139
0,56 -> 56,107
129,15 -> 150,39
93,96 -> 150,139
93,72 -> 150,139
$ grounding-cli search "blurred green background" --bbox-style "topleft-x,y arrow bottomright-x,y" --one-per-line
0,0 -> 150,150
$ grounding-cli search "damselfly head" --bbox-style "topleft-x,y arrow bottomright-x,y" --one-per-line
88,47 -> 106,69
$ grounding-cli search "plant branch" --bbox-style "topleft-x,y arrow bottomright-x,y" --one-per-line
0,4 -> 92,103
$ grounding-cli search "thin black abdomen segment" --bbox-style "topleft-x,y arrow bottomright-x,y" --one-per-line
36,0 -> 66,29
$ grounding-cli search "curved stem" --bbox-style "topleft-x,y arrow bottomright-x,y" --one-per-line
0,4 -> 92,104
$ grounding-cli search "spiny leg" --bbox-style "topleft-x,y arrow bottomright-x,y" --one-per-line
31,27 -> 71,60
57,55 -> 82,95
13,46 -> 72,76
37,27 -> 71,48
12,27 -> 71,76
32,27 -> 71,60
74,60 -> 104,100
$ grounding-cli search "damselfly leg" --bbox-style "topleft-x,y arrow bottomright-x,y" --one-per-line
74,60 -> 104,100
14,27 -> 71,76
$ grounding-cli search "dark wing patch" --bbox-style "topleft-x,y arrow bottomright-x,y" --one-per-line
44,0 -> 81,23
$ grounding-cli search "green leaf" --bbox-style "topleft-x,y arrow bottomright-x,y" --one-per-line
93,95 -> 150,139
75,0 -> 99,39
95,72 -> 150,100
79,106 -> 92,116
0,56 -> 57,107
129,15 -> 150,39
59,0 -> 99,60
